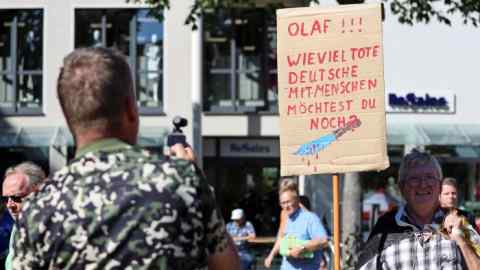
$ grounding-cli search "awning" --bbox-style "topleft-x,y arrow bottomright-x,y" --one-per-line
454,146 -> 480,158
1,123 -> 480,148
0,126 -> 168,147
387,123 -> 480,146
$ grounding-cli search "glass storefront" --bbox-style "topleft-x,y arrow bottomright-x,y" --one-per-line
204,156 -> 282,236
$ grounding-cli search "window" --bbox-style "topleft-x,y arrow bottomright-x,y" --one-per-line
203,8 -> 278,113
75,9 -> 164,114
0,9 -> 43,114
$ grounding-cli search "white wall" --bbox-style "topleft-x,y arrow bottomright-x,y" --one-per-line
3,1 -> 478,139
383,7 -> 480,125
0,0 -> 198,145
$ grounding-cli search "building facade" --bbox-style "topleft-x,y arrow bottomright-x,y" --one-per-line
1,0 -> 479,236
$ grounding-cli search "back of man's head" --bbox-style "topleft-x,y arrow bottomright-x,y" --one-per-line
57,47 -> 134,135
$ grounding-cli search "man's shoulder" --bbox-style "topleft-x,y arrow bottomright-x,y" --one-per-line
27,147 -> 205,220
367,208 -> 404,238
54,146 -> 199,184
375,208 -> 398,225
299,208 -> 321,221
457,208 -> 476,223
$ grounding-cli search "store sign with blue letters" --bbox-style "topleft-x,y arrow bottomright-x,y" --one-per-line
221,139 -> 280,157
386,91 -> 455,113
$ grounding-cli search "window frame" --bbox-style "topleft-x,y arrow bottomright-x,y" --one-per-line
203,8 -> 278,115
74,8 -> 165,115
0,9 -> 44,116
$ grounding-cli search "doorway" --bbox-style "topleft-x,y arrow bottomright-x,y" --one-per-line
204,157 -> 281,236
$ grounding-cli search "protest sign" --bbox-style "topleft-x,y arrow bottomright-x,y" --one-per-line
277,3 -> 389,176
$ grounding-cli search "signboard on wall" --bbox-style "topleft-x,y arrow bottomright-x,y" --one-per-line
220,139 -> 280,158
386,91 -> 456,113
203,138 -> 280,158
276,3 -> 389,176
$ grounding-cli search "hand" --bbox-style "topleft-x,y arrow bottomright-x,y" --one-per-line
169,143 -> 195,161
232,236 -> 244,242
444,211 -> 464,240
288,246 -> 304,258
264,254 -> 274,268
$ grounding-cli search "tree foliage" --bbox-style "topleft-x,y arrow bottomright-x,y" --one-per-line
127,0 -> 480,27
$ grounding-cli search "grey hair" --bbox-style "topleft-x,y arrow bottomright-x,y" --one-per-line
398,149 -> 443,184
13,162 -> 46,188
4,166 -> 15,177
279,177 -> 299,195
441,177 -> 458,189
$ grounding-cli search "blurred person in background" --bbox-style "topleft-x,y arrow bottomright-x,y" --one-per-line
226,208 -> 256,270
439,177 -> 477,229
265,178 -> 328,269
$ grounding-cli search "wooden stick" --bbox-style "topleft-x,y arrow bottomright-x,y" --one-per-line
333,173 -> 341,270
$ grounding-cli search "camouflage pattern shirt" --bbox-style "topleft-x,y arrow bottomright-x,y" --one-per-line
13,139 -> 229,270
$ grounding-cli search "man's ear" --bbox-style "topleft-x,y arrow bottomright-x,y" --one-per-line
125,96 -> 138,124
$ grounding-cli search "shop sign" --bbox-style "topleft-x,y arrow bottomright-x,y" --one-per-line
220,139 -> 279,157
386,91 -> 455,113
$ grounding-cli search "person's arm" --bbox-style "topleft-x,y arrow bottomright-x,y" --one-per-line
263,210 -> 287,268
451,233 -> 480,270
11,210 -> 42,269
289,213 -> 328,258
244,221 -> 256,241
208,235 -> 241,270
288,237 -> 328,258
264,231 -> 282,268
232,223 -> 256,242
264,211 -> 286,268
232,234 -> 256,242
196,171 -> 240,270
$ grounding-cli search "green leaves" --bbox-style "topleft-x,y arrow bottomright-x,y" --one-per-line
129,0 -> 480,27
389,0 -> 478,26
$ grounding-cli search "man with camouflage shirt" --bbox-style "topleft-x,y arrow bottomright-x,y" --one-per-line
13,47 -> 240,269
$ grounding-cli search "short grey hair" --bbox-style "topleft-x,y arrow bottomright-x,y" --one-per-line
12,161 -> 46,188
398,149 -> 443,184
441,177 -> 458,189
4,166 -> 15,177
279,177 -> 299,195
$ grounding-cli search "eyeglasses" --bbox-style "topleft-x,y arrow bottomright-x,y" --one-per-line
279,199 -> 296,207
405,175 -> 440,186
1,196 -> 24,204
